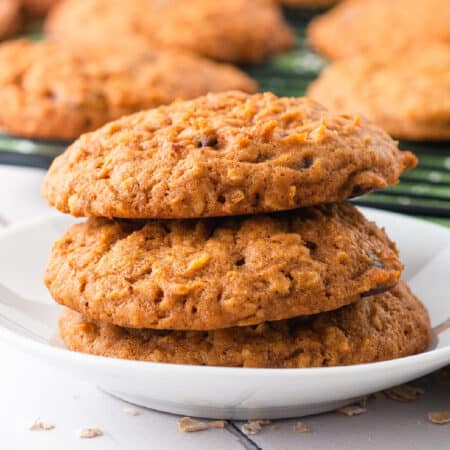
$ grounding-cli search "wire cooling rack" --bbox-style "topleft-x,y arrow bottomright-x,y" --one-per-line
0,8 -> 449,218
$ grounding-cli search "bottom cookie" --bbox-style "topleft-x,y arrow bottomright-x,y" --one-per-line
59,281 -> 430,368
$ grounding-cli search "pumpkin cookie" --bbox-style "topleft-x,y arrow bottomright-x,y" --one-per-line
45,203 -> 402,330
42,91 -> 416,218
308,0 -> 450,60
0,39 -> 256,140
59,281 -> 430,367
308,43 -> 450,141
45,0 -> 294,64
0,0 -> 23,40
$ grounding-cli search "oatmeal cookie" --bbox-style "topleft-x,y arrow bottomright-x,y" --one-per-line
42,91 -> 416,218
59,281 -> 431,367
45,203 -> 402,330
308,43 -> 450,141
45,0 -> 294,64
0,39 -> 256,140
307,0 -> 450,60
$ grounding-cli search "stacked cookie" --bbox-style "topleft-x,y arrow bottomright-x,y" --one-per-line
43,91 -> 431,368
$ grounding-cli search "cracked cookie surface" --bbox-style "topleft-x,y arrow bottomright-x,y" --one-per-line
42,91 -> 416,218
45,203 -> 402,330
59,281 -> 431,367
0,39 -> 256,140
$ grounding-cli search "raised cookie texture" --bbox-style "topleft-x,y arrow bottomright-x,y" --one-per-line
46,0 -> 295,64
42,91 -> 416,218
59,281 -> 431,367
308,0 -> 450,60
45,203 -> 402,330
0,40 -> 257,140
308,43 -> 450,141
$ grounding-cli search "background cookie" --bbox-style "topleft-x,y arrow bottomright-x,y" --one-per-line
307,0 -> 450,60
42,91 -> 417,218
308,43 -> 450,141
45,203 -> 402,330
46,0 -> 295,64
59,281 -> 431,367
0,39 -> 256,140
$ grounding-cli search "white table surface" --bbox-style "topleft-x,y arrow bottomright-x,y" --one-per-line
0,164 -> 449,450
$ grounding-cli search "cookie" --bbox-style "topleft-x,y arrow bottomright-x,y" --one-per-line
45,203 -> 402,330
0,0 -> 23,40
0,40 -> 256,140
59,281 -> 431,367
42,91 -> 417,218
45,0 -> 294,64
308,0 -> 450,60
308,43 -> 450,141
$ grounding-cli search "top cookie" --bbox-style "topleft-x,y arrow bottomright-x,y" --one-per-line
45,0 -> 295,64
42,91 -> 417,219
308,0 -> 450,60
0,39 -> 256,140
308,43 -> 450,141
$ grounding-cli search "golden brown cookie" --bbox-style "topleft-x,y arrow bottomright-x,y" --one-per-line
0,0 -> 23,39
308,43 -> 450,141
42,91 -> 417,218
45,0 -> 294,64
308,0 -> 450,60
59,281 -> 431,367
0,39 -> 256,140
45,203 -> 403,330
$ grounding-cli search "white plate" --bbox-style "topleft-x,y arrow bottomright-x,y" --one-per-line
0,208 -> 449,420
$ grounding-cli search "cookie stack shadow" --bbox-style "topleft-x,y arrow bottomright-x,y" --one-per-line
42,91 -> 431,368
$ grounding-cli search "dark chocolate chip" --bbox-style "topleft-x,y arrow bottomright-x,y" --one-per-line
300,155 -> 314,169
235,257 -> 245,266
304,241 -> 317,251
198,135 -> 218,148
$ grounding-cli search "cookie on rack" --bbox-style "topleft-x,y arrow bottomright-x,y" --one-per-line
0,39 -> 256,140
46,0 -> 295,64
42,91 -> 417,218
307,0 -> 450,60
45,203 -> 403,330
59,281 -> 430,367
308,43 -> 450,141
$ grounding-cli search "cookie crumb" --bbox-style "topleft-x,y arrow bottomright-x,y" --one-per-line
293,421 -> 310,432
177,417 -> 208,432
123,407 -> 140,416
208,420 -> 225,429
428,411 -> 450,425
384,385 -> 425,402
29,419 -> 55,431
241,422 -> 261,435
241,419 -> 271,435
337,405 -> 367,416
79,427 -> 103,438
